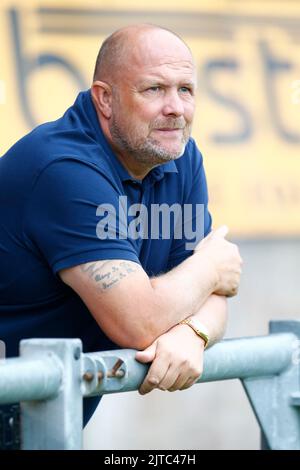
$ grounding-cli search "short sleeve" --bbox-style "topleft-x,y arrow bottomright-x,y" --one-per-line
23,158 -> 141,274
167,142 -> 212,270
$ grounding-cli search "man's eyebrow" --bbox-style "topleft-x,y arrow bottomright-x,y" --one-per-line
137,78 -> 164,87
180,81 -> 195,89
137,79 -> 196,88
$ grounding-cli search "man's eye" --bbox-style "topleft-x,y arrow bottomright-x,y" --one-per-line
179,87 -> 192,94
146,86 -> 161,92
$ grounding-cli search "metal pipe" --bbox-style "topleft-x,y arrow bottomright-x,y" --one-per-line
200,333 -> 295,382
0,355 -> 62,404
0,333 -> 295,403
86,333 -> 296,394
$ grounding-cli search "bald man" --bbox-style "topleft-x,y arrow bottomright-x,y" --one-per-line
0,25 -> 242,426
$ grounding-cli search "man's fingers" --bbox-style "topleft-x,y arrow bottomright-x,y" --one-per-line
156,364 -> 182,391
179,377 -> 198,391
135,341 -> 157,363
138,355 -> 169,395
168,373 -> 190,392
139,371 -> 164,395
210,225 -> 229,239
169,372 -> 201,392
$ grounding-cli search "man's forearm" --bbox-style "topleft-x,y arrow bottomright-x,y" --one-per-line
135,294 -> 227,395
61,227 -> 240,351
142,227 -> 240,346
148,250 -> 218,337
149,293 -> 228,351
184,294 -> 228,347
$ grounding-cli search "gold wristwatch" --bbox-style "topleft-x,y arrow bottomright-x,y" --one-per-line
179,317 -> 210,349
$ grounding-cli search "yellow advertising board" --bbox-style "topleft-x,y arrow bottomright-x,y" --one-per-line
0,0 -> 299,237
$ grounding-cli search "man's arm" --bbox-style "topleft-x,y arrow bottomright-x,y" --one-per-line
135,294 -> 227,394
60,226 -> 241,350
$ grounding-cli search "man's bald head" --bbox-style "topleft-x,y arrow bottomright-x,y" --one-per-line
93,24 -> 192,83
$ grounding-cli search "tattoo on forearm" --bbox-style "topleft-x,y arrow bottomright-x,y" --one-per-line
80,261 -> 137,292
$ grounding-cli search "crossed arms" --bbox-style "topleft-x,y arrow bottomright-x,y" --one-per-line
60,226 -> 242,394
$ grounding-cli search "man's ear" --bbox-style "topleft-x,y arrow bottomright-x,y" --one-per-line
91,81 -> 113,119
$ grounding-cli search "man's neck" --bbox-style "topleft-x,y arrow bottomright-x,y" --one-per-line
97,113 -> 157,180
110,146 -> 158,180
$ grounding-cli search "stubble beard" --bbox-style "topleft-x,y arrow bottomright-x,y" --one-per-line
110,117 -> 191,165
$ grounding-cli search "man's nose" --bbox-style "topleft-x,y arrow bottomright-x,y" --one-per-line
161,90 -> 185,117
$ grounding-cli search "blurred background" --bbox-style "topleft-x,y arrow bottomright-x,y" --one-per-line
0,0 -> 299,449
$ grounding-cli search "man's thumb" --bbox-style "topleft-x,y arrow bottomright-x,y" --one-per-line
210,225 -> 229,239
135,341 -> 157,363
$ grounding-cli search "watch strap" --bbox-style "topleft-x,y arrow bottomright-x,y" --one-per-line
179,318 -> 209,349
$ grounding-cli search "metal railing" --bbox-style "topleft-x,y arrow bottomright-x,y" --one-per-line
0,320 -> 300,450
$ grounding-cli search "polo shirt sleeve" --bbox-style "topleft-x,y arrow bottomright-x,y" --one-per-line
167,141 -> 212,270
23,158 -> 141,274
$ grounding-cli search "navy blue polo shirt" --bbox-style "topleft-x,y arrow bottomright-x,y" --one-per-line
0,90 -> 211,423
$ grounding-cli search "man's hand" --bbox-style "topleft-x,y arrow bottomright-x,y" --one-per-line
195,225 -> 242,297
135,323 -> 205,395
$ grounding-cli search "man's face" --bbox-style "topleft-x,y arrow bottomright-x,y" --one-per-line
109,30 -> 196,166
